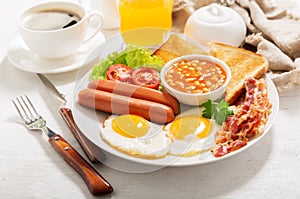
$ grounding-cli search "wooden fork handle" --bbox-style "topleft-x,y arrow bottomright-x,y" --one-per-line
48,134 -> 113,196
59,107 -> 105,163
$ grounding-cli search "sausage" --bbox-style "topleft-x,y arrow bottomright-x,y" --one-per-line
88,79 -> 180,114
78,88 -> 175,124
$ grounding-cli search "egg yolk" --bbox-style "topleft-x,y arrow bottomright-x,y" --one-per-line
169,116 -> 211,140
112,115 -> 150,138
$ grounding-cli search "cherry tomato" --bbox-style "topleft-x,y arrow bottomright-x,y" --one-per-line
132,68 -> 161,89
106,64 -> 133,83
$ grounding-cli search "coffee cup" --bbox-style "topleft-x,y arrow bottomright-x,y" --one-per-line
18,1 -> 104,59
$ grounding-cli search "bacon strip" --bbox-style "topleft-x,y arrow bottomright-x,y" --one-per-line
212,77 -> 272,157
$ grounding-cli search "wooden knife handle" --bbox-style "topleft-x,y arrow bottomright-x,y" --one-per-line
49,134 -> 113,196
60,107 -> 105,163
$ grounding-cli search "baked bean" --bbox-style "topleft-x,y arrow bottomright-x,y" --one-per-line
165,59 -> 227,94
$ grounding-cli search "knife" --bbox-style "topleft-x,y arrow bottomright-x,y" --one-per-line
37,73 -> 104,163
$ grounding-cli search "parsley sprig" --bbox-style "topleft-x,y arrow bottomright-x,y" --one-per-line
201,99 -> 234,125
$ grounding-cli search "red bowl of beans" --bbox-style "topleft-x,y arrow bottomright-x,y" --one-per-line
160,55 -> 231,105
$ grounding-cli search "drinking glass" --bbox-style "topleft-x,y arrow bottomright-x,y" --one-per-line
116,0 -> 174,46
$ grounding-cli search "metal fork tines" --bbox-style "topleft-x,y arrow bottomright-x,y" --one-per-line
12,95 -> 55,137
12,95 -> 113,196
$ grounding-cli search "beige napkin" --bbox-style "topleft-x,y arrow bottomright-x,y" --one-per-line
245,33 -> 295,71
233,0 -> 300,91
237,0 -> 300,59
172,0 -> 196,32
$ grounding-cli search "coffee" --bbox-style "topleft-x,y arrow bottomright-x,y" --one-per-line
18,1 -> 103,59
22,10 -> 81,31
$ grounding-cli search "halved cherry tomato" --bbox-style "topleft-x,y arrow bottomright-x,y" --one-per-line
106,64 -> 133,83
132,68 -> 161,89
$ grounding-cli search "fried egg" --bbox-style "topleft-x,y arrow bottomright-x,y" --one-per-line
164,107 -> 218,157
100,114 -> 173,159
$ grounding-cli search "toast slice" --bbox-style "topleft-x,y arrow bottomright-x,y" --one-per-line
153,34 -> 207,63
208,42 -> 269,105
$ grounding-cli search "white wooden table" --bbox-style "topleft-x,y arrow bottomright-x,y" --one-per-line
1,0 -> 300,198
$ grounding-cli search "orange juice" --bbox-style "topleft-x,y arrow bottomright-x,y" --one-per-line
118,0 -> 173,45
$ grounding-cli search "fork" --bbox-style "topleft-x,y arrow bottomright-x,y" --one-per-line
12,95 -> 113,196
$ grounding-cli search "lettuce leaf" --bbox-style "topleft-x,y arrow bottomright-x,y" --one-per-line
89,45 -> 164,80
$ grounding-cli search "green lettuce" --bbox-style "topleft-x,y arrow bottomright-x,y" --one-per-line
89,45 -> 164,80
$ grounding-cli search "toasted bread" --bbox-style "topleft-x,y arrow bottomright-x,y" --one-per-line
153,34 -> 207,63
208,42 -> 268,105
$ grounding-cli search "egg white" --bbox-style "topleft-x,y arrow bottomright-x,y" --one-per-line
100,115 -> 174,159
164,107 -> 219,157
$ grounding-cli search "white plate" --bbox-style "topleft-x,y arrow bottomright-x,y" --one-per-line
6,33 -> 105,74
73,70 -> 279,168
73,33 -> 279,172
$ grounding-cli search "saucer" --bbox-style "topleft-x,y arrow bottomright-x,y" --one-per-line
7,32 -> 106,74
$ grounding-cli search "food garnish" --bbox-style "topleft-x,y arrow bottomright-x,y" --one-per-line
105,64 -> 161,89
132,68 -> 161,89
89,45 -> 164,80
106,64 -> 134,84
201,99 -> 233,126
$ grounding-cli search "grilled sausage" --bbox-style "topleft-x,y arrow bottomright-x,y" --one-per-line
87,79 -> 180,114
78,88 -> 175,124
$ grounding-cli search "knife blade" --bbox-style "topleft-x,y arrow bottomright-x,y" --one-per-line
37,73 -> 104,163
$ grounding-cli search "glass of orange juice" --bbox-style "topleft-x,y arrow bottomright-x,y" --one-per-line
116,0 -> 174,46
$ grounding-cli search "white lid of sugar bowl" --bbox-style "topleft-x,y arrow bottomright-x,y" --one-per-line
184,3 -> 246,47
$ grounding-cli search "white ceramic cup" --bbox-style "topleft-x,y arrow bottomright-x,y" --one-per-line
18,1 -> 103,59
79,0 -> 119,30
